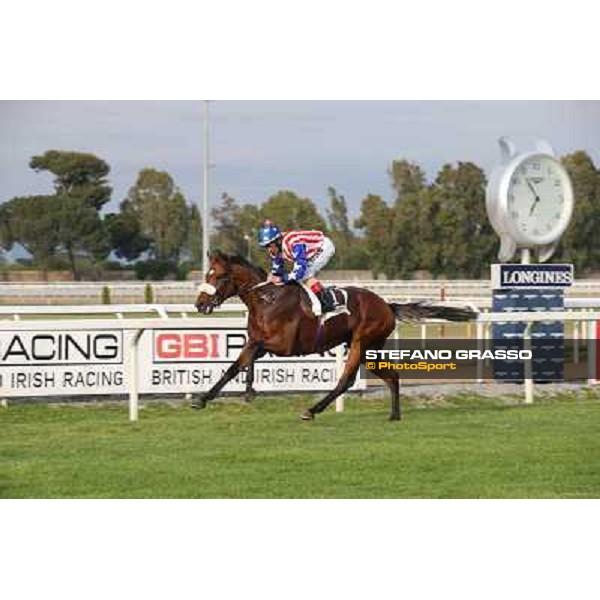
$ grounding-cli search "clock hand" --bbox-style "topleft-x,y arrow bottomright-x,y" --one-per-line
526,178 -> 540,216
529,197 -> 540,216
525,178 -> 538,198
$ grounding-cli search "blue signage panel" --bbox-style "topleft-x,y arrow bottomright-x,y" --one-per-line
492,288 -> 565,382
490,263 -> 572,382
491,264 -> 574,289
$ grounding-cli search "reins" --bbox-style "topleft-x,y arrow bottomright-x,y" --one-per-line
238,279 -> 274,299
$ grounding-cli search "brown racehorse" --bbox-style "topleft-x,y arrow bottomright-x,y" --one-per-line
194,251 -> 476,421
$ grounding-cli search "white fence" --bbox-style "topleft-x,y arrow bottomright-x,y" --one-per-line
3,295 -> 600,319
0,315 -> 355,420
1,306 -> 599,421
4,278 -> 600,305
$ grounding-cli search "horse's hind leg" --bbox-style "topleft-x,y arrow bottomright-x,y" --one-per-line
369,368 -> 401,421
302,342 -> 361,420
360,337 -> 401,421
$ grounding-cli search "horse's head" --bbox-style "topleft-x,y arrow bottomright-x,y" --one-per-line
195,252 -> 236,314
195,251 -> 266,314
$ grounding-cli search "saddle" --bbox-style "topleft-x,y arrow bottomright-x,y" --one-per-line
300,282 -> 350,321
255,281 -> 350,321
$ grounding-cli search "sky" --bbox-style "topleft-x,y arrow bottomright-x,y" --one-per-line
1,100 -> 599,225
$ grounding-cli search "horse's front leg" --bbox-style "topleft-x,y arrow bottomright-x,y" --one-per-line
191,341 -> 261,409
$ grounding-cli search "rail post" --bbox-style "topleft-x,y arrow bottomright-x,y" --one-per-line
588,319 -> 597,385
524,323 -> 534,404
128,328 -> 145,422
476,320 -> 484,383
440,283 -> 446,338
335,344 -> 345,412
573,319 -> 579,364
394,322 -> 402,398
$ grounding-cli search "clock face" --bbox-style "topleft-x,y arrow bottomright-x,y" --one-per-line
505,154 -> 573,245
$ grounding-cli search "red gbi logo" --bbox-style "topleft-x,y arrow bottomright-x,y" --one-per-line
155,333 -> 220,361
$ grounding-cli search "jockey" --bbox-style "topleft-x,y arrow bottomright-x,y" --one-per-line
257,220 -> 336,313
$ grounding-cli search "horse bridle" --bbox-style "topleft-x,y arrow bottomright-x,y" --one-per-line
197,268 -> 229,309
197,269 -> 268,309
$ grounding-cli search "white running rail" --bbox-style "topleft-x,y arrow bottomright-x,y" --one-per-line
1,310 -> 599,420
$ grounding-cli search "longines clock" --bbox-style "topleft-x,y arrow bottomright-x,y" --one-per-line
486,137 -> 574,263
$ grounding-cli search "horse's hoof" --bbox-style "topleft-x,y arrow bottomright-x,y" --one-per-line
244,391 -> 256,404
191,398 -> 208,410
389,414 -> 401,422
300,410 -> 314,421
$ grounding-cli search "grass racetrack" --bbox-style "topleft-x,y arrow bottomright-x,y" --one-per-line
1,393 -> 599,498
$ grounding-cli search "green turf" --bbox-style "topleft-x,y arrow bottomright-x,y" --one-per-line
1,393 -> 599,498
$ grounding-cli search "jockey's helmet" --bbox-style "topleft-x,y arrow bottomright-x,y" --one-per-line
257,220 -> 282,247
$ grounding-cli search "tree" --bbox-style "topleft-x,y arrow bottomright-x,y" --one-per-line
433,162 -> 494,278
0,150 -> 114,278
556,151 -> 600,272
105,202 -> 151,262
389,159 -> 426,199
260,190 -> 327,231
210,193 -> 246,256
0,196 -> 59,271
390,196 -> 425,279
415,187 -> 444,276
29,150 -> 112,210
125,169 -> 189,261
184,204 -> 203,266
344,237 -> 370,269
236,203 -> 263,264
326,187 -> 354,269
390,185 -> 445,278
387,160 -> 428,278
237,203 -> 262,242
53,195 -> 111,279
0,194 -> 110,279
0,204 -> 15,252
355,194 -> 394,278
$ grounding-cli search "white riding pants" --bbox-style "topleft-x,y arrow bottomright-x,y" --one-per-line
303,237 -> 336,280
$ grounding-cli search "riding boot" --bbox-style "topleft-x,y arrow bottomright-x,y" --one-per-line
316,289 -> 335,314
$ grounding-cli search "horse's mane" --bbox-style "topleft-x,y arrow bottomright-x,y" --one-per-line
213,250 -> 267,280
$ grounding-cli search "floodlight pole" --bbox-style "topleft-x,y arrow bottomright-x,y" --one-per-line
202,100 -> 211,275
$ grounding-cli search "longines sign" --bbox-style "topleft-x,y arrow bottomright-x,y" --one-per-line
491,264 -> 574,289
0,327 -> 364,397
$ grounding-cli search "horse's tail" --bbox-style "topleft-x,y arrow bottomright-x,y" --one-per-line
388,301 -> 478,323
